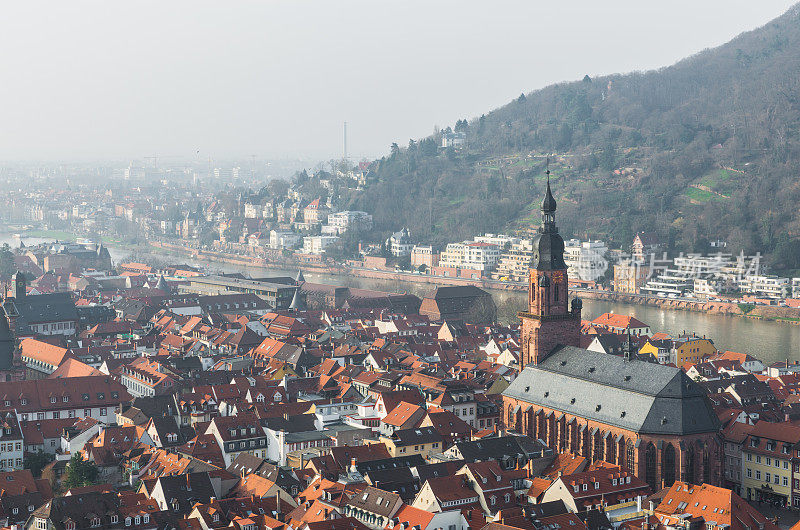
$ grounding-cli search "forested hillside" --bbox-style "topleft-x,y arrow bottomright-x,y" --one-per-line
341,4 -> 800,271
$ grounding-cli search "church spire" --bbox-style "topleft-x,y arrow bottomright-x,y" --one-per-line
529,169 -> 566,272
541,164 -> 557,231
519,166 -> 580,369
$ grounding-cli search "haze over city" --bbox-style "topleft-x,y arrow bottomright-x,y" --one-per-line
0,0 -> 795,161
6,1 -> 800,527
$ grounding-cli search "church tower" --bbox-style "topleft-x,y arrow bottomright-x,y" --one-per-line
519,172 -> 582,369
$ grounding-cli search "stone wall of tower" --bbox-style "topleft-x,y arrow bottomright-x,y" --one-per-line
520,266 -> 580,368
528,269 -> 569,316
520,309 -> 581,368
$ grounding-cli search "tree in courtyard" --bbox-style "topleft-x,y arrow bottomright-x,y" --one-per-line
62,453 -> 99,489
24,451 -> 53,478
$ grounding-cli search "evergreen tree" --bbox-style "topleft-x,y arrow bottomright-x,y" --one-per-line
63,453 -> 99,489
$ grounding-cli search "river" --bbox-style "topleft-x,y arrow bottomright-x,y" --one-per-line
5,234 -> 800,364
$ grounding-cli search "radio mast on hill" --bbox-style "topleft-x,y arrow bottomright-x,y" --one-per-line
343,121 -> 348,161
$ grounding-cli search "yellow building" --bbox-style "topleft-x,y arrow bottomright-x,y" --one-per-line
741,422 -> 800,507
379,426 -> 443,460
261,359 -> 298,381
613,263 -> 650,294
639,339 -> 672,363
673,337 -> 716,365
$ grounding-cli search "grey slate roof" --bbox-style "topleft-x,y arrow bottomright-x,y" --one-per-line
3,292 -> 78,335
288,288 -> 306,311
355,455 -> 425,474
389,426 -> 442,446
154,275 -> 169,292
453,435 -> 553,465
502,346 -> 719,436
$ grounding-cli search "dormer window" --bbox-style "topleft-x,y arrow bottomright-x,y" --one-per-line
3,400 -> 9,407
63,396 -> 69,402
20,399 -> 26,405
67,522 -> 76,530
143,515 -> 149,524
91,517 -> 100,527
135,516 -> 141,525
111,515 -> 119,524
126,517 -> 132,527
50,397 -> 56,404
213,514 -> 220,522
82,393 -> 90,401
594,482 -> 599,489
582,484 -> 588,491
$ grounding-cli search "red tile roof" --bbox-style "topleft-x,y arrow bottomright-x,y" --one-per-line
20,338 -> 71,368
591,313 -> 649,330
656,481 -> 778,530
382,402 -> 423,427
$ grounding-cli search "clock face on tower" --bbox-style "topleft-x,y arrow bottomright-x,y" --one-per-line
551,270 -> 565,284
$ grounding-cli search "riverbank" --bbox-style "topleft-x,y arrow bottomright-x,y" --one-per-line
18,229 -> 142,254
147,240 -> 800,325
148,241 -> 527,290
577,291 -> 800,324
3,231 -> 798,360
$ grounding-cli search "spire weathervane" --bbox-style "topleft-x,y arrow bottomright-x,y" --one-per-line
546,156 -> 550,184
541,157 -> 557,229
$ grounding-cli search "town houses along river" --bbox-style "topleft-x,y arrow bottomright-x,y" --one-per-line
5,234 -> 800,365
146,248 -> 800,364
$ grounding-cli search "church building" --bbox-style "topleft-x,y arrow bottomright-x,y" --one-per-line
502,174 -> 722,491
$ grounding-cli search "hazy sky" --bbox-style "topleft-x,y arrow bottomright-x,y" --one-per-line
0,1 -> 795,162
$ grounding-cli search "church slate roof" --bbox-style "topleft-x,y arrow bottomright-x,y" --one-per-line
3,292 -> 78,336
502,346 -> 719,436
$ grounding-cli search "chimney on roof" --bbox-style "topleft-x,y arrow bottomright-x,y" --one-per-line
350,457 -> 357,473
276,490 -> 282,520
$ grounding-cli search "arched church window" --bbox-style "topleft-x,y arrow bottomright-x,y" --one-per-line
645,443 -> 657,492
663,444 -> 676,487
